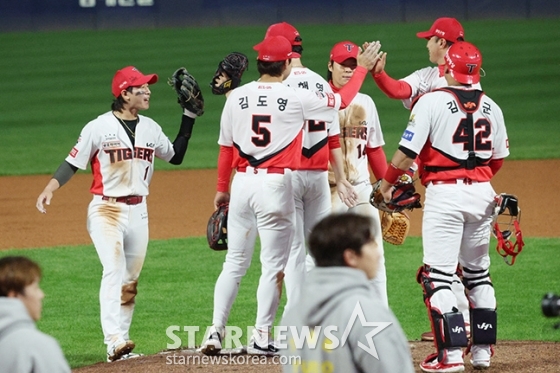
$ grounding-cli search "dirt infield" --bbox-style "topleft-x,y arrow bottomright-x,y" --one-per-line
71,341 -> 560,373
1,159 -> 559,372
1,160 -> 559,251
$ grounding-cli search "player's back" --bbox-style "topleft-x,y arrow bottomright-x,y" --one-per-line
220,80 -> 339,169
409,88 -> 509,182
284,66 -> 331,94
284,67 -> 338,170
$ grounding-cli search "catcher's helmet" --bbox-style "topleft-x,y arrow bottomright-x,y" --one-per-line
444,41 -> 482,84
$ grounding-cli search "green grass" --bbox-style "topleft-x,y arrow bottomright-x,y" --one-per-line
0,18 -> 559,176
1,236 -> 559,368
1,18 -> 560,369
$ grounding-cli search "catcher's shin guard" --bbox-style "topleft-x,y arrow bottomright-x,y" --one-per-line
417,265 -> 468,360
470,308 -> 497,345
463,266 -> 497,345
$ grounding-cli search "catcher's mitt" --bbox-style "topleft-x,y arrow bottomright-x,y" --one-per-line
210,52 -> 249,95
370,179 -> 422,213
207,203 -> 228,251
167,67 -> 205,116
381,211 -> 410,245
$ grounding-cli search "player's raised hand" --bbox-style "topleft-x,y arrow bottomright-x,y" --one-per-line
357,41 -> 382,71
372,51 -> 387,75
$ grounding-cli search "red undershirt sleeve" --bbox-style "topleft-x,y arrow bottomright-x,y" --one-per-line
328,134 -> 341,150
338,66 -> 368,109
372,71 -> 413,100
217,145 -> 233,192
489,158 -> 504,176
366,146 -> 388,181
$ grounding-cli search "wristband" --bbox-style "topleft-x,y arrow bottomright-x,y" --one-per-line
383,163 -> 406,185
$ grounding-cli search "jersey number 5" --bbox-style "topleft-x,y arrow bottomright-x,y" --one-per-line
252,115 -> 271,147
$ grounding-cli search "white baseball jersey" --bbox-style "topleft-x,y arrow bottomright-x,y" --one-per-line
329,93 -> 385,185
284,67 -> 340,170
66,111 -> 175,196
399,87 -> 509,184
281,66 -> 341,317
401,66 -> 482,109
219,81 -> 341,168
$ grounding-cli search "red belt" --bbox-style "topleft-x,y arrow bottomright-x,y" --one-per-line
431,178 -> 477,185
102,195 -> 144,205
236,167 -> 285,174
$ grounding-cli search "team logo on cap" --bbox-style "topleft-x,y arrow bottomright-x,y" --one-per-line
342,43 -> 355,52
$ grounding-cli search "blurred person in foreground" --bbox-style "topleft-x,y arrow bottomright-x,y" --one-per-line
0,256 -> 71,373
280,213 -> 414,373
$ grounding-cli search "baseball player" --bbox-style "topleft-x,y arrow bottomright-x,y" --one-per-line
371,17 -> 476,339
326,40 -> 389,307
378,41 -> 509,372
35,66 -> 200,362
257,22 -> 358,318
200,35 -> 382,356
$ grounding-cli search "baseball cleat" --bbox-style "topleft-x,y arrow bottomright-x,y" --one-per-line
107,340 -> 135,362
419,353 -> 464,373
469,345 -> 493,370
199,326 -> 224,356
247,336 -> 279,356
112,352 -> 144,362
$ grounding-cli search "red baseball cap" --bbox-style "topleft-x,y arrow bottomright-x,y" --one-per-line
253,36 -> 293,62
330,41 -> 359,64
416,17 -> 464,43
111,66 -> 158,98
254,22 -> 302,58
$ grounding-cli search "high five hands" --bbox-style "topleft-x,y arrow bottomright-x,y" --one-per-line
357,41 -> 384,71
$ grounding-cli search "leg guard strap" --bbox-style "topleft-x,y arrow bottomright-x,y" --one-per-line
462,266 -> 494,291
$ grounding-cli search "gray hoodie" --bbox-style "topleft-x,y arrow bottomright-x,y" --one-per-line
0,298 -> 71,373
280,267 -> 414,373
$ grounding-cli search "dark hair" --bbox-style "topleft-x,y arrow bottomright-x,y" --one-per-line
435,36 -> 463,48
111,86 -> 134,112
0,256 -> 42,296
308,213 -> 375,267
257,60 -> 290,77
326,63 -> 333,83
293,45 -> 303,57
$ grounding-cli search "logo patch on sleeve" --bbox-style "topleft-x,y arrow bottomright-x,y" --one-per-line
402,130 -> 415,141
69,147 -> 79,158
326,93 -> 335,107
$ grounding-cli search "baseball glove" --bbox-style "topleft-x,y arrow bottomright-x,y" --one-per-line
207,203 -> 228,251
210,52 -> 249,95
370,179 -> 422,213
167,67 -> 205,116
381,211 -> 410,245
